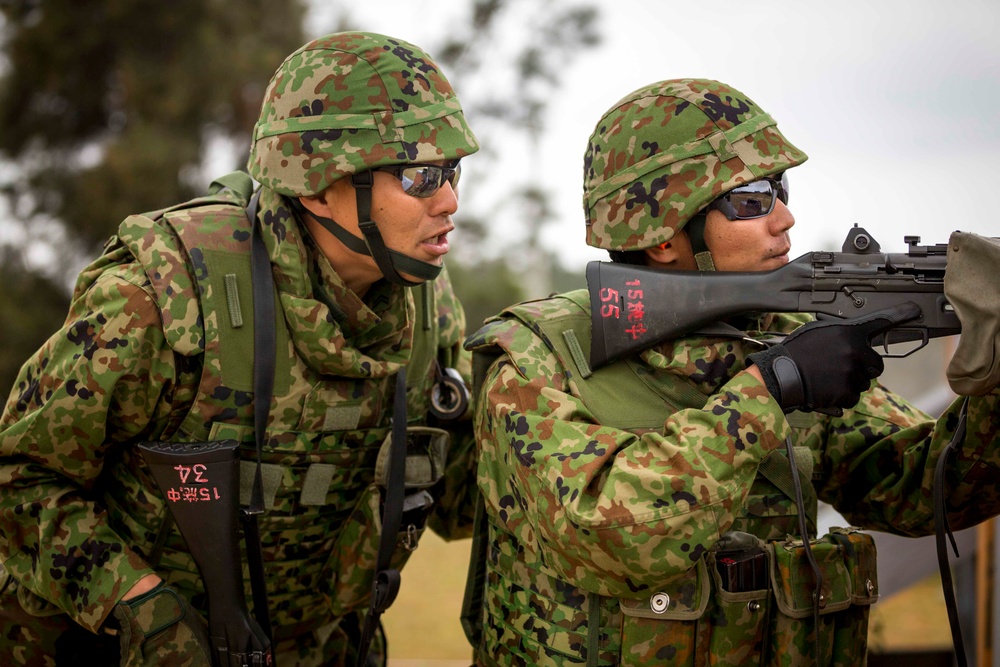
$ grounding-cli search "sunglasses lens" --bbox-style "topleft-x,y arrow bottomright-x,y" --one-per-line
395,164 -> 460,198
398,166 -> 442,198
727,180 -> 775,219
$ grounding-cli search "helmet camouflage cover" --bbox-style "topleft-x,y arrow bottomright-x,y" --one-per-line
583,78 -> 808,251
248,32 -> 479,197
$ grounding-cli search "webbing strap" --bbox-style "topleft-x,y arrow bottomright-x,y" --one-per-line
246,189 -> 275,645
935,397 -> 970,667
784,435 -> 823,667
357,369 -> 408,666
757,449 -> 818,533
460,495 -> 489,651
586,593 -> 601,667
685,213 -> 716,272
352,172 -> 441,285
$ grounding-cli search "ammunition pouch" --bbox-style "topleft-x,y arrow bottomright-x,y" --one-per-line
619,528 -> 879,666
374,426 -> 448,535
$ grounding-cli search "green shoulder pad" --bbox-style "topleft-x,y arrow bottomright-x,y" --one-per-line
470,289 -> 712,431
114,177 -> 258,356
116,214 -> 204,356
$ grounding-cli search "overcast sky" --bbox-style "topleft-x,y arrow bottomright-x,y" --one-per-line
324,0 -> 1000,271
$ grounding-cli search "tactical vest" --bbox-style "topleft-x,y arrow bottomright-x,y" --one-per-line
467,290 -> 879,667
100,176 -> 450,640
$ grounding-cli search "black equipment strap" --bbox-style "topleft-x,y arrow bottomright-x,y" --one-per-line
351,171 -> 440,285
935,397 -> 970,667
356,368 -> 408,666
460,494 -> 488,651
684,212 -> 716,271
785,435 -> 823,666
286,187 -> 441,286
246,189 -> 275,646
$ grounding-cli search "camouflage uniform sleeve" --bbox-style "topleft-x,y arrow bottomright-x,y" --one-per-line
0,259 -> 182,633
813,382 -> 1000,536
426,265 -> 477,540
474,329 -> 792,599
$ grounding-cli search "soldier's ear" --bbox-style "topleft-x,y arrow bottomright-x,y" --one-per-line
644,241 -> 679,265
644,230 -> 698,270
297,178 -> 355,223
297,193 -> 329,218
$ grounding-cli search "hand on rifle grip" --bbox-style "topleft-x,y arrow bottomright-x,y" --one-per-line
748,302 -> 922,414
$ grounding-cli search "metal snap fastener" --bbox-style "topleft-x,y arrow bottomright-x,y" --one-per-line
650,592 -> 670,614
866,579 -> 875,596
817,593 -> 827,609
747,600 -> 760,613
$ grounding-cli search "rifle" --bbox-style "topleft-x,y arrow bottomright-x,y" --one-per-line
587,225 -> 962,370
139,440 -> 274,667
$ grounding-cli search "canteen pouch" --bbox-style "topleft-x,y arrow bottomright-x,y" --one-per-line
619,559 -> 711,667
322,426 -> 449,614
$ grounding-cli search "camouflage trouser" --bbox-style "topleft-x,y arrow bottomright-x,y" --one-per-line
0,578 -> 386,667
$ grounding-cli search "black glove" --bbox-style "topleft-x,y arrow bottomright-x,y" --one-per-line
112,582 -> 213,667
748,302 -> 921,414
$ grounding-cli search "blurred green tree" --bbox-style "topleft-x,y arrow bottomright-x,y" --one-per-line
0,0 -> 307,392
0,247 -> 69,390
0,0 -> 601,393
0,0 -> 307,253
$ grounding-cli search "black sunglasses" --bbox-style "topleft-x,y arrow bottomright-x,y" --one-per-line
376,162 -> 461,198
708,172 -> 789,220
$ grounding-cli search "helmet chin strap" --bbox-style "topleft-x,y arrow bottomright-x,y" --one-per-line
684,212 -> 716,271
291,173 -> 444,287
350,172 -> 442,286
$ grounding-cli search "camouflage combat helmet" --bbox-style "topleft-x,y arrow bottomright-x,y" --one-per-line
582,79 -> 807,259
248,32 -> 479,285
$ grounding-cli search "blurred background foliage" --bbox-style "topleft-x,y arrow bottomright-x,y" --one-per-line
0,0 -> 602,393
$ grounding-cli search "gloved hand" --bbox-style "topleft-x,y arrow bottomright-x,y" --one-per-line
748,302 -> 921,414
112,582 -> 213,667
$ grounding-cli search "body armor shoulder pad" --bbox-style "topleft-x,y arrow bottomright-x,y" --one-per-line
115,180 -> 255,356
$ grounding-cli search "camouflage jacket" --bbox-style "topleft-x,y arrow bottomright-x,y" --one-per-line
0,183 -> 476,637
464,289 -> 1000,666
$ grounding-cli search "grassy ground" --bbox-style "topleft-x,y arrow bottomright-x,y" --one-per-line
383,533 -> 953,665
383,531 -> 474,665
868,573 -> 953,653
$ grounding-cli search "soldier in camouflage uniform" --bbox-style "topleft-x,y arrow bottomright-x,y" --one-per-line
0,32 -> 479,665
463,79 -> 1000,666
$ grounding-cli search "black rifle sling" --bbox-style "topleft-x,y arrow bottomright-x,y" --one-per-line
460,494 -> 487,650
935,397 -> 970,667
246,189 -> 275,644
357,369 -> 408,666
